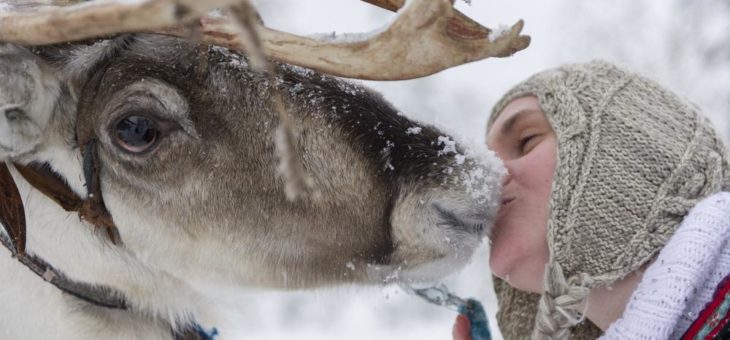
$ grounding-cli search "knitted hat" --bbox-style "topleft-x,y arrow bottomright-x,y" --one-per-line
486,61 -> 730,339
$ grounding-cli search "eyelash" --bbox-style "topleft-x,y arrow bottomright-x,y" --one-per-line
519,135 -> 537,153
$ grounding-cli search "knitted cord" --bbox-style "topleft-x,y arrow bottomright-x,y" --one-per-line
533,263 -> 591,339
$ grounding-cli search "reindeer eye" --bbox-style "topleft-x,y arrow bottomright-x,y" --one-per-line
113,115 -> 159,153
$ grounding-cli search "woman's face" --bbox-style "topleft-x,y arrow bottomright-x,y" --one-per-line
486,96 -> 557,293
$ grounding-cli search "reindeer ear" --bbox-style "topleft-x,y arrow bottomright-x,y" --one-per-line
0,45 -> 60,161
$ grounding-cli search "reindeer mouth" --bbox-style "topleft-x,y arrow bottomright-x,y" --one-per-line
432,203 -> 488,235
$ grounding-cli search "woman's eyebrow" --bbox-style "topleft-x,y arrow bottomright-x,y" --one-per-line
500,109 -> 542,135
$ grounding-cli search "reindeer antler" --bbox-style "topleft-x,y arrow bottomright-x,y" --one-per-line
193,0 -> 530,80
0,0 -> 242,44
0,0 -> 530,80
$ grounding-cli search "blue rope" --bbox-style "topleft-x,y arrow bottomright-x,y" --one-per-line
173,322 -> 219,340
191,323 -> 219,340
404,285 -> 492,340
458,298 -> 491,340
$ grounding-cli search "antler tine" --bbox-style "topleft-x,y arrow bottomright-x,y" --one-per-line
185,0 -> 530,80
363,0 -> 491,40
0,0 -> 242,45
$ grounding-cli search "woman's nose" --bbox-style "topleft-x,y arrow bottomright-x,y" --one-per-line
502,170 -> 513,187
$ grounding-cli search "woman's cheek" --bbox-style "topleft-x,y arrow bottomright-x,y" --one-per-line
489,214 -> 528,278
489,238 -> 511,278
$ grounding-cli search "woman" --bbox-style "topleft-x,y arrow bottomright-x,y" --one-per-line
453,61 -> 730,339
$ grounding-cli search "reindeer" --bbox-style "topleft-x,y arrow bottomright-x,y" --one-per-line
0,1 -> 529,338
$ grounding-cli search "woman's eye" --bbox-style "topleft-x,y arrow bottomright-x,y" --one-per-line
519,135 -> 538,154
113,115 -> 160,153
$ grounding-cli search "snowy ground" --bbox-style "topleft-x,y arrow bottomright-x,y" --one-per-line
226,1 -> 730,339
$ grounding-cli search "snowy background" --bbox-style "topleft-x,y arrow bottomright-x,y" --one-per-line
226,1 -> 730,339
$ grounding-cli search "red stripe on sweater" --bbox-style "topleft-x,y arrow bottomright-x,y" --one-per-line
682,274 -> 730,339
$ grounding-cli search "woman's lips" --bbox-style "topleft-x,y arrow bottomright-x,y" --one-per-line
501,197 -> 516,206
496,197 -> 516,220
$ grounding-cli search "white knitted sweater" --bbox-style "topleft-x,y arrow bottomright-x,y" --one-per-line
601,192 -> 730,340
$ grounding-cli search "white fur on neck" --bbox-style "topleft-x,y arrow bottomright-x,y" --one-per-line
0,159 -> 227,339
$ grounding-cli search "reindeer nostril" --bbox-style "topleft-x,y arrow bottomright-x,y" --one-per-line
4,107 -> 25,121
432,203 -> 486,234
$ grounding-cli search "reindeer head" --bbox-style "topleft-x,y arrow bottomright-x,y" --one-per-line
0,0 -> 528,298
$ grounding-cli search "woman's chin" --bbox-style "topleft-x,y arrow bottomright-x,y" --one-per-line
489,258 -> 546,293
488,253 -> 511,280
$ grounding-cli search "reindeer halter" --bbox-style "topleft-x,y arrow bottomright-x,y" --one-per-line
0,55 -> 218,338
0,119 -> 219,340
0,37 -> 132,303
0,139 -> 127,308
486,61 -> 730,339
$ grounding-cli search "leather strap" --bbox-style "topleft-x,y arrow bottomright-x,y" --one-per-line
0,162 -> 26,255
12,162 -> 81,212
11,142 -> 121,247
0,158 -> 212,334
0,231 -> 127,309
1,40 -> 207,338
79,140 -> 121,244
0,160 -> 127,309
